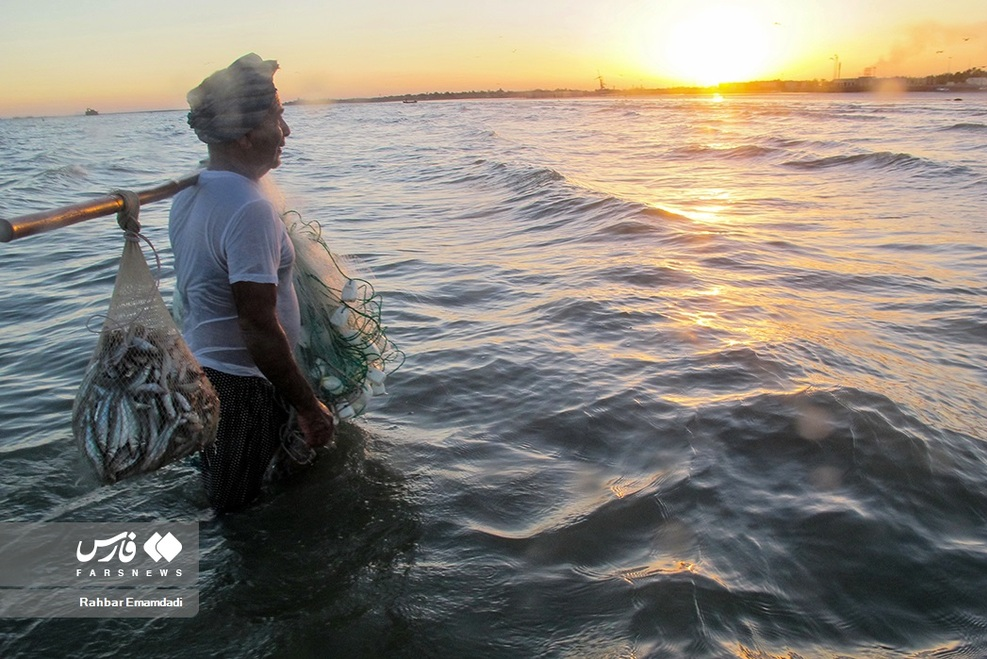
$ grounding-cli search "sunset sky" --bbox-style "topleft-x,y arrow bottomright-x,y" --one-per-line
2,0 -> 986,117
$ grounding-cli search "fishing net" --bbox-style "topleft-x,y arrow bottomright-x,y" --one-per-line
283,210 -> 404,420
72,206 -> 219,484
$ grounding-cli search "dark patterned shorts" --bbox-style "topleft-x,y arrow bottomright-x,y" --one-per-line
201,367 -> 290,512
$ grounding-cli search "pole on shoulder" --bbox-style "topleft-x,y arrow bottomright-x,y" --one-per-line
0,172 -> 201,243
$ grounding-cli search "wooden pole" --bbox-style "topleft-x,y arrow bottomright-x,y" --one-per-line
0,172 -> 201,243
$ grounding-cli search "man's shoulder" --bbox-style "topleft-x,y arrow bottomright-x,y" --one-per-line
197,171 -> 277,219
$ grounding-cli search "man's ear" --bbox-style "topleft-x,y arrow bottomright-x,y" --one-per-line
234,132 -> 253,150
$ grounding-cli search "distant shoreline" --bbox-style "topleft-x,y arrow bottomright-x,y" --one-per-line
296,72 -> 987,105
6,74 -> 985,120
289,85 -> 986,107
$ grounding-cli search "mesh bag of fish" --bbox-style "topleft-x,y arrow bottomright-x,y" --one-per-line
72,234 -> 219,484
283,211 -> 403,421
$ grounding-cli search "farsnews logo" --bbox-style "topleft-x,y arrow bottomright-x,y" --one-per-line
76,531 -> 183,564
142,532 -> 183,563
76,531 -> 138,563
75,529 -> 185,579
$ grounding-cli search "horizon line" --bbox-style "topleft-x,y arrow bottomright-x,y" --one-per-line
6,68 -> 986,120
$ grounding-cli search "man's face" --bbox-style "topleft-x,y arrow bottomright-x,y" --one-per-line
245,95 -> 290,174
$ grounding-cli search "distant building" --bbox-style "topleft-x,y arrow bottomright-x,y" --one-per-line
834,77 -> 870,91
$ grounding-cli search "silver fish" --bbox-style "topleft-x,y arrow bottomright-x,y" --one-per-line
73,324 -> 219,484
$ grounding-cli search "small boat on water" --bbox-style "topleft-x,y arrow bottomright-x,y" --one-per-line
402,99 -> 418,104
85,108 -> 99,116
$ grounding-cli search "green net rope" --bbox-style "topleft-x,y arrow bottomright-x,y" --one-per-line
283,210 -> 404,419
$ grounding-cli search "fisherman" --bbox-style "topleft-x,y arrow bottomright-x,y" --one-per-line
169,53 -> 336,512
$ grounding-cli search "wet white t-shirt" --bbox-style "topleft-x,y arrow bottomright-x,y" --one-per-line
169,170 -> 299,378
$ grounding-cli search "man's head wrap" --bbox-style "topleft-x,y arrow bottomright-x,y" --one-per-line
187,53 -> 280,144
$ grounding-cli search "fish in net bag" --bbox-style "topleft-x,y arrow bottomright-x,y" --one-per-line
72,230 -> 219,484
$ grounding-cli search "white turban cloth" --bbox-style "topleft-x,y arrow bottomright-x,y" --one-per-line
186,53 -> 279,144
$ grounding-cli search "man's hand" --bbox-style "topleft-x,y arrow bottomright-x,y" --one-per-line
296,400 -> 336,449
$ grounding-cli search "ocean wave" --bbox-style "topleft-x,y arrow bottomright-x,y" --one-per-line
922,310 -> 987,346
671,144 -> 778,160
940,122 -> 987,132
512,385 -> 987,657
782,150 -> 939,172
476,159 -> 565,195
603,263 -> 694,289
41,163 -> 90,180
469,159 -> 701,243
592,104 -> 643,118
528,295 -> 642,340
764,136 -> 840,150
549,383 -> 987,656
595,219 -> 664,237
582,204 -> 693,243
832,112 -> 888,121
785,268 -> 902,292
693,386 -> 987,520
963,175 -> 987,189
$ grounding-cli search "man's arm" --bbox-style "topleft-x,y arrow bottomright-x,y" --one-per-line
231,280 -> 335,448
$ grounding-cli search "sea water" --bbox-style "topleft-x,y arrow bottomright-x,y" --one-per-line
0,93 -> 985,657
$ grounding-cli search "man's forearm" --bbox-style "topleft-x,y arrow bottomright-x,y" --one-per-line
232,280 -> 320,415
240,318 -> 321,415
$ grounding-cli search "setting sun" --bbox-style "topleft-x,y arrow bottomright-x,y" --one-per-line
647,5 -> 779,86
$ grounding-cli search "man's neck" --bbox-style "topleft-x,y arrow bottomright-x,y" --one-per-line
206,146 -> 266,181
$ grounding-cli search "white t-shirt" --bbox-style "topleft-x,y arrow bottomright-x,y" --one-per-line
169,170 -> 300,378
